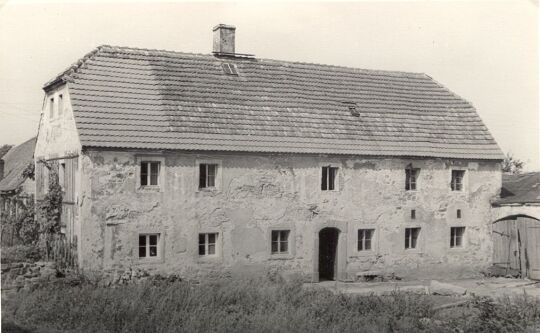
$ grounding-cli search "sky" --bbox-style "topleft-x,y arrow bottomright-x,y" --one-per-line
0,0 -> 538,170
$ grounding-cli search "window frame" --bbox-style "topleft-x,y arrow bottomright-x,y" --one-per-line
196,159 -> 222,192
450,169 -> 466,191
320,163 -> 340,192
135,231 -> 164,262
268,226 -> 295,259
450,226 -> 466,249
405,167 -> 419,191
136,155 -> 165,192
357,228 -> 375,252
49,96 -> 55,119
198,232 -> 219,257
271,230 -> 291,255
404,227 -> 421,251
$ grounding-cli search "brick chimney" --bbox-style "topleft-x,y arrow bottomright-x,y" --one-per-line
213,24 -> 236,54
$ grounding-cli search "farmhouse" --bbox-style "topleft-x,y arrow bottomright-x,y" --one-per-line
34,24 -> 505,281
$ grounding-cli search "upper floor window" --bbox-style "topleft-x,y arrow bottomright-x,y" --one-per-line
139,233 -> 160,258
451,170 -> 465,191
141,161 -> 160,187
358,228 -> 375,251
271,230 -> 290,254
321,166 -> 338,191
405,168 -> 419,191
49,97 -> 54,119
58,94 -> 64,117
199,163 -> 218,189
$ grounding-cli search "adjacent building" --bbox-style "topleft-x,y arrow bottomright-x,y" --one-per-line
34,25 -> 504,281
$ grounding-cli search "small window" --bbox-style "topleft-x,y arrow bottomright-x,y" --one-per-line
321,166 -> 338,191
271,230 -> 290,254
405,227 -> 420,249
405,168 -> 419,191
59,163 -> 66,191
457,209 -> 462,219
58,94 -> 64,117
450,227 -> 465,248
139,234 -> 159,258
49,97 -> 54,118
140,161 -> 160,186
451,170 -> 465,191
222,63 -> 238,75
411,209 -> 416,219
199,233 -> 218,256
199,163 -> 218,189
357,229 -> 375,251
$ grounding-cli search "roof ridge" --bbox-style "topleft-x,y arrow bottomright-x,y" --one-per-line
77,44 -> 427,77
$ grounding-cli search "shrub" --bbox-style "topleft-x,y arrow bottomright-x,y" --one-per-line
1,244 -> 41,263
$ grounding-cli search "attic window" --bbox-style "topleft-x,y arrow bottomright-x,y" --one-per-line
222,63 -> 238,75
342,102 -> 359,116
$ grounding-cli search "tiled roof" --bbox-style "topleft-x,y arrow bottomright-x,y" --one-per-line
496,172 -> 540,205
0,137 -> 36,192
46,45 -> 504,159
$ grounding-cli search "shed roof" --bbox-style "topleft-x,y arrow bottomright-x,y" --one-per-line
0,137 -> 36,193
45,45 -> 503,159
496,172 -> 540,205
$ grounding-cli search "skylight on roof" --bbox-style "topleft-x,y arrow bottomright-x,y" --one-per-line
342,102 -> 359,117
222,63 -> 238,75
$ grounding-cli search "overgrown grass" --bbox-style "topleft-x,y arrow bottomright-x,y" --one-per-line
2,276 -> 540,333
1,244 -> 41,264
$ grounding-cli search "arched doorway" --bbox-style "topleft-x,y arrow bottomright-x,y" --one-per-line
318,227 -> 340,281
493,215 -> 540,280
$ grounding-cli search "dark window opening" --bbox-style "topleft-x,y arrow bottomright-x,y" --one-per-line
199,163 -> 218,189
140,161 -> 160,186
199,233 -> 218,256
450,227 -> 465,248
451,170 -> 465,191
411,209 -> 416,219
357,229 -> 374,251
271,230 -> 290,254
139,234 -> 159,258
457,209 -> 462,219
321,166 -> 338,191
405,168 -> 419,191
405,227 -> 420,249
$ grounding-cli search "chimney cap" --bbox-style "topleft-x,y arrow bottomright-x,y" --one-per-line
213,24 -> 236,31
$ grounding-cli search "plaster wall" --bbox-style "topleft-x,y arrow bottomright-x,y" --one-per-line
79,150 -> 501,280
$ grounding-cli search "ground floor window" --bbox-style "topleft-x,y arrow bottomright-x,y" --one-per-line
450,227 -> 465,248
405,227 -> 420,249
139,234 -> 160,258
199,233 -> 218,256
357,229 -> 374,251
271,230 -> 290,254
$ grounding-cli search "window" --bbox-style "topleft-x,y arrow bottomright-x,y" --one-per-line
357,229 -> 375,251
457,209 -> 462,219
271,230 -> 290,254
140,161 -> 160,186
59,162 -> 66,192
199,163 -> 218,189
58,94 -> 64,117
199,233 -> 218,256
321,166 -> 338,191
139,234 -> 159,258
451,170 -> 465,191
450,227 -> 465,248
411,209 -> 416,219
405,227 -> 420,249
405,168 -> 419,191
49,97 -> 54,118
222,63 -> 238,75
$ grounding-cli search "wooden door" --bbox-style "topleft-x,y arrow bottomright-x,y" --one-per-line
492,218 -> 520,273
526,221 -> 540,280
